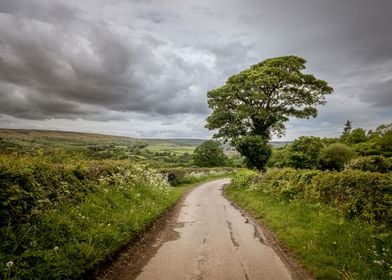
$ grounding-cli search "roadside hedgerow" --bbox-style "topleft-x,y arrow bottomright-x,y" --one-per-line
231,168 -> 392,226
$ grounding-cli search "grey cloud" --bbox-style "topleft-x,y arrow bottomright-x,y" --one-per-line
0,1 -> 220,121
361,79 -> 392,108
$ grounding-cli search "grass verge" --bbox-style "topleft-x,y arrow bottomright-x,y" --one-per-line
225,186 -> 391,280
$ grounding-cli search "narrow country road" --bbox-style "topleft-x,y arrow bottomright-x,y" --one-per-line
135,178 -> 293,280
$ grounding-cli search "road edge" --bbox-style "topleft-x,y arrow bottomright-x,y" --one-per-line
91,178 -> 231,280
222,184 -> 314,280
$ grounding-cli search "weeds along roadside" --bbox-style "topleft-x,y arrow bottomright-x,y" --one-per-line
0,154 -> 233,279
226,169 -> 392,279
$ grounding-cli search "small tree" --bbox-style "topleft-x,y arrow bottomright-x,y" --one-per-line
340,120 -> 352,142
318,143 -> 355,171
206,56 -> 333,170
345,128 -> 368,144
286,136 -> 324,169
193,140 -> 227,167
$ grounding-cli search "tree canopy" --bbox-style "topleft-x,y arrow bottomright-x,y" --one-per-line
206,55 -> 333,169
193,140 -> 227,167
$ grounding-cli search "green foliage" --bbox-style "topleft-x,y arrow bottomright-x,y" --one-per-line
377,128 -> 392,157
343,128 -> 368,144
193,140 -> 227,167
285,136 -> 324,169
266,147 -> 289,168
159,168 -> 187,185
234,135 -> 272,170
318,143 -> 355,171
230,169 -> 258,188
206,56 -> 333,140
232,168 -> 392,226
340,123 -> 392,157
205,55 -> 333,169
346,155 -> 392,173
311,170 -> 392,225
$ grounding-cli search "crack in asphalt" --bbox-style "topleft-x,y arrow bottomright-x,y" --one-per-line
226,220 -> 240,248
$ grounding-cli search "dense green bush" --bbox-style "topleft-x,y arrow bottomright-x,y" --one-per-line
230,169 -> 258,188
159,168 -> 187,185
253,168 -> 322,200
266,147 -> 289,168
345,155 -> 392,173
0,155 -> 175,279
231,168 -> 392,226
0,155 -> 130,230
318,143 -> 355,171
285,136 -> 324,169
311,170 -> 391,225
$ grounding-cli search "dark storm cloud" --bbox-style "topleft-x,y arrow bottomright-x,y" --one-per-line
0,0 -> 230,120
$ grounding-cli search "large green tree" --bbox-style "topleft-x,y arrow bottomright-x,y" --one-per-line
206,56 -> 333,170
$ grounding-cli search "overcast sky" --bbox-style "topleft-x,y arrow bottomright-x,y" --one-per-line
0,0 -> 391,140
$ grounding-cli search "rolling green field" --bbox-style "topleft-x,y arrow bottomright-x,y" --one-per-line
0,129 -> 204,165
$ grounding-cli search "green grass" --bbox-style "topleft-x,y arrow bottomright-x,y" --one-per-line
145,143 -> 195,155
226,187 -> 392,280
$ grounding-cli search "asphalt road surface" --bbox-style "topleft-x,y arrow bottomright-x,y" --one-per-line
136,178 -> 293,280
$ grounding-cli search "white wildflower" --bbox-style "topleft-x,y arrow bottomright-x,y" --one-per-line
6,261 -> 13,268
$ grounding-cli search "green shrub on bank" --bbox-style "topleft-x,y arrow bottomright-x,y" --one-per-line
228,168 -> 392,278
226,188 -> 392,279
232,168 -> 392,226
230,169 -> 258,188
318,143 -> 355,171
345,155 -> 392,173
0,155 -> 174,279
0,155 -> 136,230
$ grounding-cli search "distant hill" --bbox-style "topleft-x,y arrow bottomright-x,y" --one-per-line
0,128 -> 206,147
0,128 -> 290,148
270,141 -> 292,148
0,128 -> 137,143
